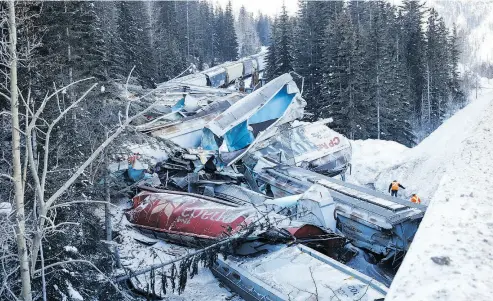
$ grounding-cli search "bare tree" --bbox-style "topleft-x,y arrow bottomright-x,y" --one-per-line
5,2 -> 33,300
26,79 -> 160,278
1,2 -> 161,299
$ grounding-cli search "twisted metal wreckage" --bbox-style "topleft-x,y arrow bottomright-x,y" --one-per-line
114,53 -> 426,301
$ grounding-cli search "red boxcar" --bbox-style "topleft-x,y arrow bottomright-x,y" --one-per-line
126,190 -> 327,247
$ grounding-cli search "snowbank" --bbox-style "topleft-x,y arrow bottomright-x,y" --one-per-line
348,139 -> 408,187
386,87 -> 493,301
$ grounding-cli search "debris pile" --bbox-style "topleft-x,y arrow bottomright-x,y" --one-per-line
111,53 -> 426,300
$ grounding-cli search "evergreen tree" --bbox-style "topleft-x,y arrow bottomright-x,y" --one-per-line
321,10 -> 369,139
400,0 -> 426,123
198,1 -> 216,69
152,1 -> 187,81
223,1 -> 239,61
256,13 -> 272,46
115,1 -> 154,87
265,4 -> 294,80
294,0 -> 342,120
213,5 -> 226,64
424,9 -> 451,131
368,2 -> 414,145
236,6 -> 261,57
265,17 -> 278,80
449,24 -> 466,109
75,2 -> 108,82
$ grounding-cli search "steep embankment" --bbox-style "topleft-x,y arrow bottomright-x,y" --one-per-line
349,81 -> 493,300
386,88 -> 493,300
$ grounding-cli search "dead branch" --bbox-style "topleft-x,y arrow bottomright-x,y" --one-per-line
48,201 -> 118,211
124,66 -> 136,121
0,173 -> 14,182
40,83 -> 99,194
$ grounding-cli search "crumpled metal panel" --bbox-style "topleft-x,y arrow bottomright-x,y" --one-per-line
206,74 -> 302,137
148,97 -> 241,148
251,120 -> 352,174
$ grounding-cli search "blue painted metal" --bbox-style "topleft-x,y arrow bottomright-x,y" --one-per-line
247,85 -> 293,125
127,164 -> 145,182
171,97 -> 185,112
221,85 -> 295,152
224,120 -> 255,151
251,163 -> 426,259
201,127 -> 220,151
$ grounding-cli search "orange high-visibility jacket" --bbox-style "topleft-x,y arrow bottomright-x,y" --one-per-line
389,181 -> 405,192
411,195 -> 421,204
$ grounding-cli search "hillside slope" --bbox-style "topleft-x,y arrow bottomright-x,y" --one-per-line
430,0 -> 493,69
385,87 -> 493,301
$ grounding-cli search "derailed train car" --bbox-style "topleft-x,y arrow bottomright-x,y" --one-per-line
223,61 -> 244,85
250,119 -> 352,176
204,66 -> 228,88
175,51 -> 268,89
250,161 -> 425,261
212,245 -> 387,301
241,57 -> 256,77
201,73 -> 306,166
125,189 -> 334,247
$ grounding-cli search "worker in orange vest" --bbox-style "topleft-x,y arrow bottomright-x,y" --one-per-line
388,180 -> 405,197
410,194 -> 421,204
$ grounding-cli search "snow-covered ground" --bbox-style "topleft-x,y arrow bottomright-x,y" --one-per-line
385,86 -> 493,300
349,81 -> 493,300
347,139 -> 408,189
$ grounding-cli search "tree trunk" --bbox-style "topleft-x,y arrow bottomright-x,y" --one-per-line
103,98 -> 112,242
376,72 -> 381,140
8,2 -> 33,300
